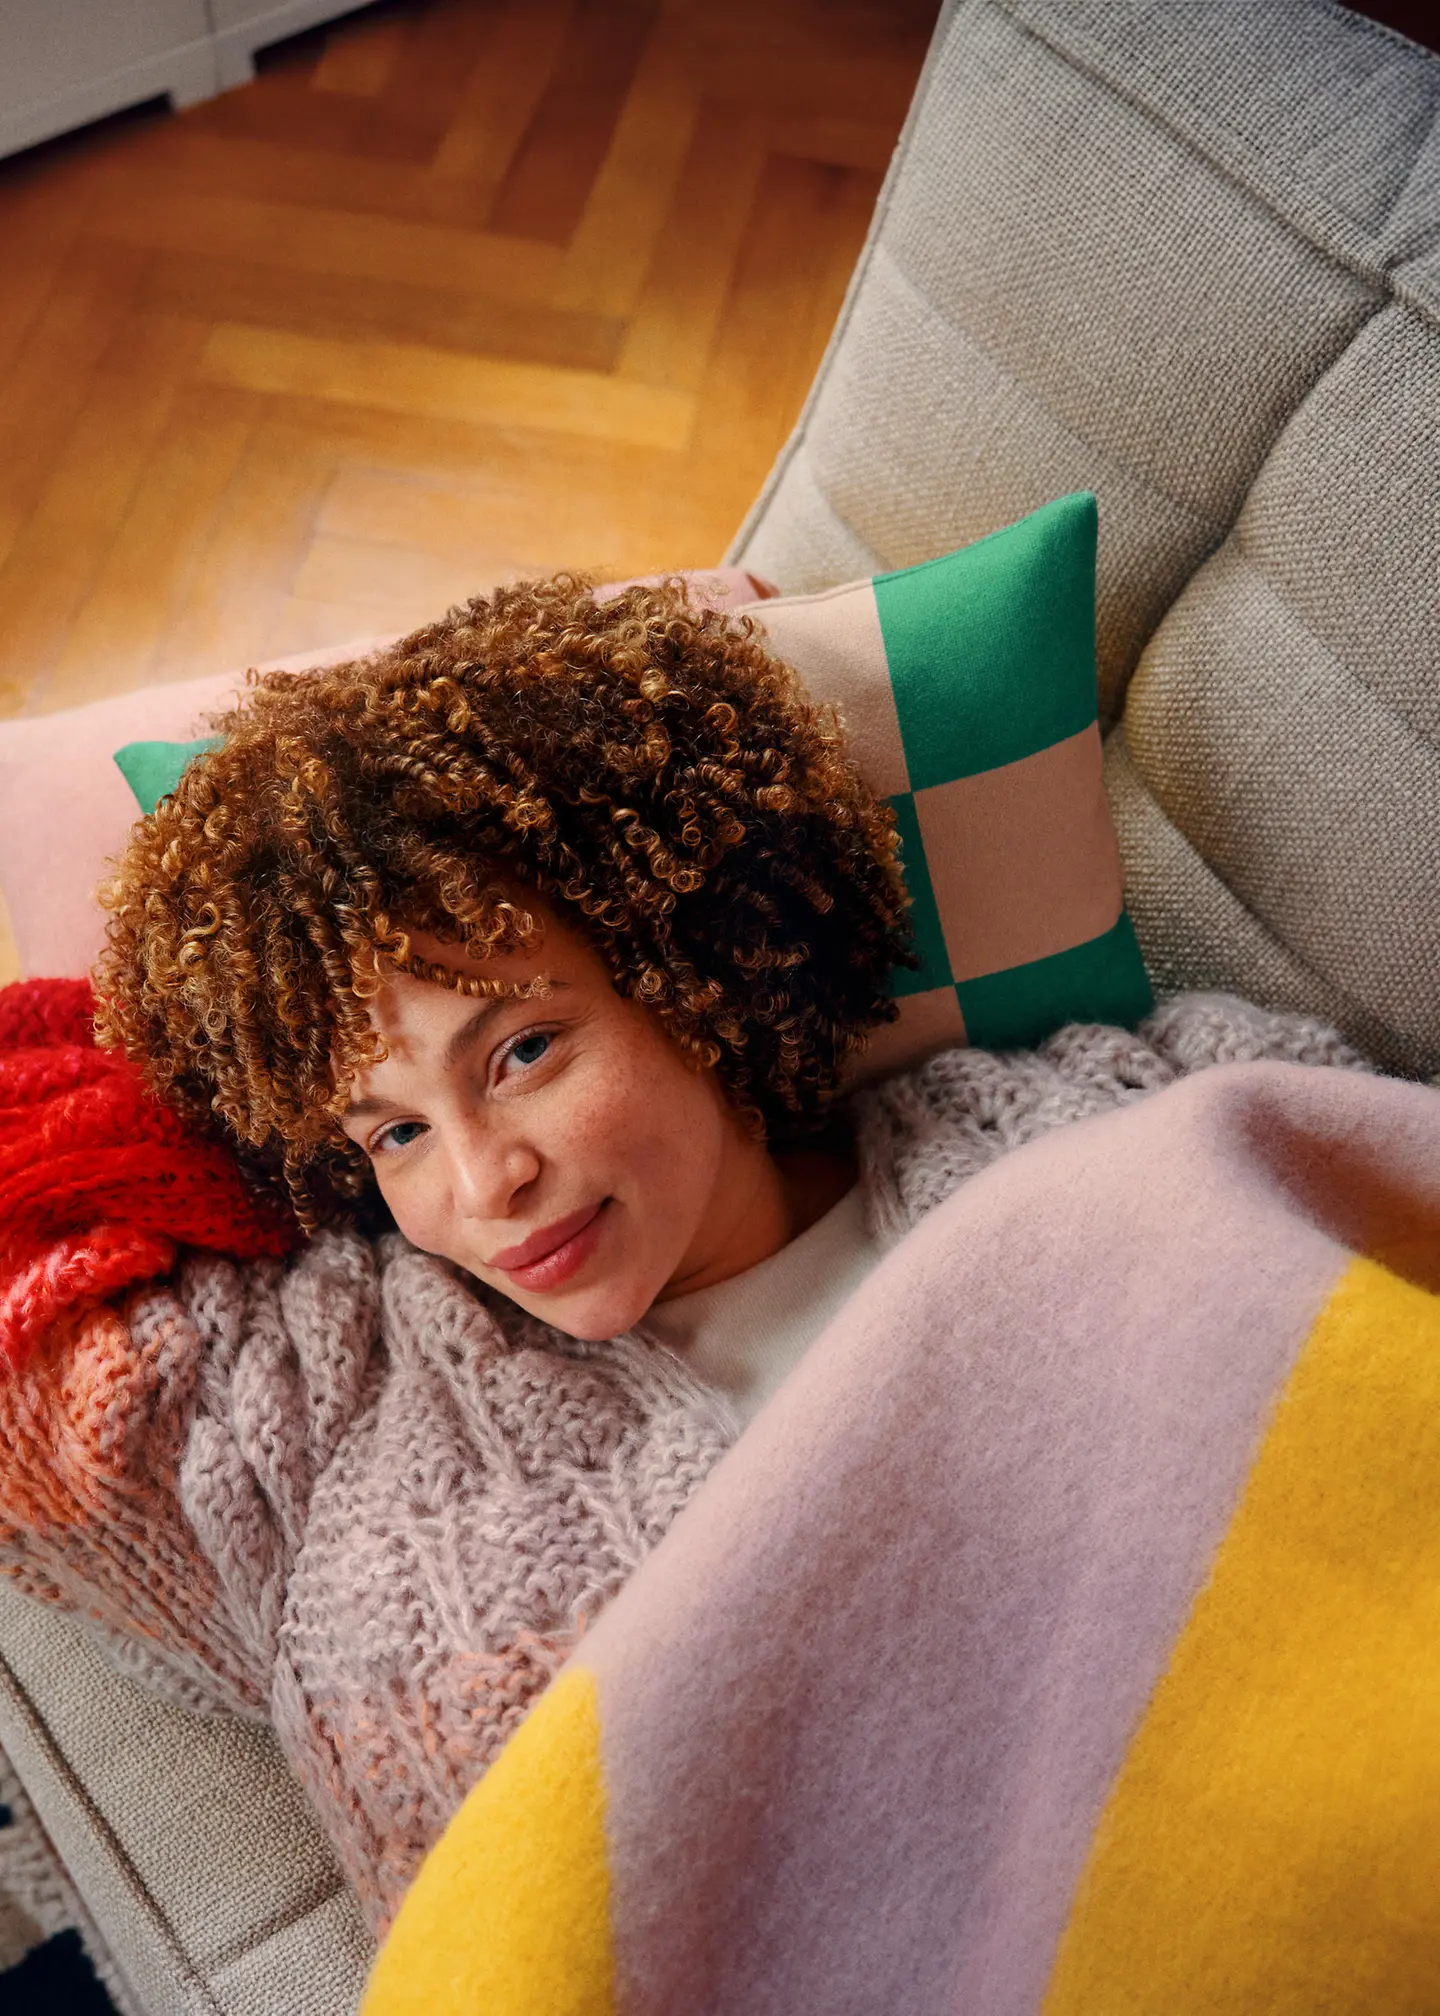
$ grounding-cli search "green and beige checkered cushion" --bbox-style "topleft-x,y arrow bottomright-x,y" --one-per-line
751,492 -> 1152,1077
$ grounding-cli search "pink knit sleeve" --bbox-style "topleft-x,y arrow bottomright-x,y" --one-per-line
0,973 -> 315,1714
0,1291 -> 269,1718
0,1233 -> 384,1724
171,1232 -> 382,1695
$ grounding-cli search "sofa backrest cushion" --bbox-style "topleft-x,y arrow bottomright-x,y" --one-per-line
728,0 -> 1440,1079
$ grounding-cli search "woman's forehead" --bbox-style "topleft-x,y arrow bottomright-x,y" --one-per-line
402,904 -> 583,983
364,911 -> 607,1039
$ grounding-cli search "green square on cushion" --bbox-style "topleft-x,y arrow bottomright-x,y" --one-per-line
955,914 -> 1154,1050
874,490 -> 1099,788
115,737 -> 222,815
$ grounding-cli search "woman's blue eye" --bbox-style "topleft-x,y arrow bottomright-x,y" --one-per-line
378,1120 -> 426,1153
507,1031 -> 551,1070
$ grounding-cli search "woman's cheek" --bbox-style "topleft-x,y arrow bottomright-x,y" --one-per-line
559,1057 -> 643,1167
376,1162 -> 443,1257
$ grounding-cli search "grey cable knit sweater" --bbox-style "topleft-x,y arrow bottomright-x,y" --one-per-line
0,995 -> 1370,1936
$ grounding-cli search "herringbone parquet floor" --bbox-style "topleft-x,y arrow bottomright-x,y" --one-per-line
0,0 -> 938,726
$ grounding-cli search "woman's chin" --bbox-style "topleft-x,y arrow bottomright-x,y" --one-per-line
509,1278 -> 659,1344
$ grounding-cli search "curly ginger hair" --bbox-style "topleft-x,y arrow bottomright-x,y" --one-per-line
93,576 -> 915,1227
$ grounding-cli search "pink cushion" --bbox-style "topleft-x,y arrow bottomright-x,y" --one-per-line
0,572 -> 769,982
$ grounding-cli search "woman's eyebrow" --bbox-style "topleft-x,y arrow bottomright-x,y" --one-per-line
342,981 -> 565,1124
441,980 -> 563,1073
342,1091 -> 398,1125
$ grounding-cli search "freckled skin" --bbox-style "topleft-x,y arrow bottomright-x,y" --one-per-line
340,911 -> 847,1341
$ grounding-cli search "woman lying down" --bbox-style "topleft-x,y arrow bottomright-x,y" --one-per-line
0,577 -> 1395,1957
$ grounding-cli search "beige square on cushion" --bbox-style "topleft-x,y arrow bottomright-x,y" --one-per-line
913,727 -> 1127,982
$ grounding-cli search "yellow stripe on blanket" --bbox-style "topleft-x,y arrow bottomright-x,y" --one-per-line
1044,1256 -> 1440,2013
363,1666 -> 614,2016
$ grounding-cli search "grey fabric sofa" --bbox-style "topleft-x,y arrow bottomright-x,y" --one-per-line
3,2 -> 1436,2010
730,0 -> 1439,1083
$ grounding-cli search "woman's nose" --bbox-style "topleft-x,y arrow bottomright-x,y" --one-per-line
445,1120 -> 541,1225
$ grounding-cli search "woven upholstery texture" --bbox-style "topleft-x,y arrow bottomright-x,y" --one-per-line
1120,304 -> 1440,1075
0,1583 -> 372,2016
730,0 -> 1440,1076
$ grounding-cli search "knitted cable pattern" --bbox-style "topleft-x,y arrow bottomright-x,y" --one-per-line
0,986 -> 1376,1937
149,1233 -> 734,1930
0,1298 -> 265,1721
851,992 -> 1374,1243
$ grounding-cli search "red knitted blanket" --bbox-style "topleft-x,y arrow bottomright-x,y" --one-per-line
0,979 -> 296,1370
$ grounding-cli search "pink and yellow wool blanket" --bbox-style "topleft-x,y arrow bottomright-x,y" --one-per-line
3,975 -> 1438,2011
367,1058 -> 1440,2016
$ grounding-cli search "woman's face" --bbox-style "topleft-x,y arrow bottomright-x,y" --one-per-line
338,908 -> 789,1340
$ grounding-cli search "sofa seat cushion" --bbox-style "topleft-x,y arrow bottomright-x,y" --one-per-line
0,1583 -> 371,2016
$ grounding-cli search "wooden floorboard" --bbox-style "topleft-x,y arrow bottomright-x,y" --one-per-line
489,0 -> 659,245
0,0 -> 939,722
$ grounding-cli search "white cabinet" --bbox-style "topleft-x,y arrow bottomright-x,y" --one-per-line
205,0 -> 381,91
0,0 -> 214,159
0,0 -> 380,161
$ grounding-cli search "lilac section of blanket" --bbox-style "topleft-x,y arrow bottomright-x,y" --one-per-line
582,1063 -> 1438,2016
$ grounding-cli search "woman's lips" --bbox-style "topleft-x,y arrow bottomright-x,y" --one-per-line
491,1201 -> 607,1293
